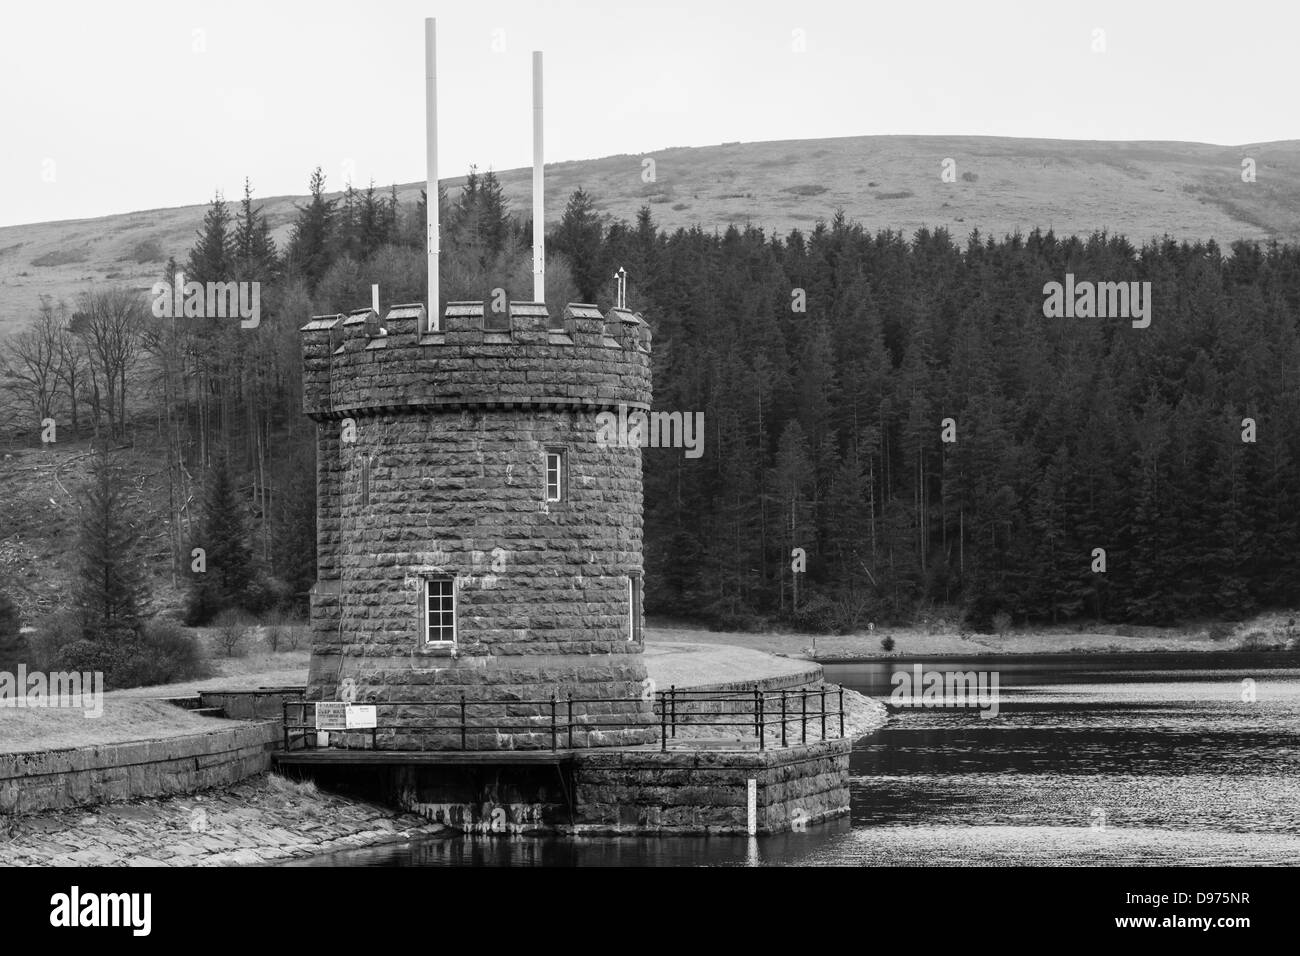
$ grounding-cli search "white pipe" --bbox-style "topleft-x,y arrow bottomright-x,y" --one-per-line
425,18 -> 439,332
532,50 -> 545,304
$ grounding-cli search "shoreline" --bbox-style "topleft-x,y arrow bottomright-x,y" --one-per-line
0,774 -> 447,867
812,647 -> 1300,663
0,642 -> 886,865
645,617 -> 1300,662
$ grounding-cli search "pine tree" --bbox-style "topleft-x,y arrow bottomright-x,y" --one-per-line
270,447 -> 317,613
769,420 -> 817,612
451,166 -> 483,251
186,455 -> 255,624
232,178 -> 278,281
74,445 -> 148,640
553,188 -> 604,301
0,585 -> 23,671
359,181 -> 388,260
186,192 -> 233,283
285,167 -> 336,288
477,170 -> 510,254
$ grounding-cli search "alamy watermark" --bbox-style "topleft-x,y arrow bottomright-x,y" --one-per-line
595,404 -> 704,459
0,665 -> 104,718
890,664 -> 1000,719
1042,273 -> 1151,328
151,270 -> 260,328
50,886 -> 150,936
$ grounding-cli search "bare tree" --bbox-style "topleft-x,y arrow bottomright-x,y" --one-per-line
1,300 -> 65,435
75,286 -> 144,441
52,299 -> 90,436
139,310 -> 196,582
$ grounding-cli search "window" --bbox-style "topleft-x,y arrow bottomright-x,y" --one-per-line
423,576 -> 457,644
545,448 -> 565,502
628,574 -> 643,643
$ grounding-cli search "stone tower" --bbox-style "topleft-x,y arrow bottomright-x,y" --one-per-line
299,299 -> 656,749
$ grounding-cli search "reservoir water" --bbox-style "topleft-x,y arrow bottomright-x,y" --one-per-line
287,652 -> 1300,866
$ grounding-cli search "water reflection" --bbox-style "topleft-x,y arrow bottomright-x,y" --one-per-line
284,652 -> 1300,866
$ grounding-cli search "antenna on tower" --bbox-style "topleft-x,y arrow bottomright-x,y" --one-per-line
614,267 -> 628,310
532,51 -> 545,304
425,17 -> 439,332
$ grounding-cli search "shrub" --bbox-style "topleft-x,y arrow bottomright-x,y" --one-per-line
52,621 -> 209,689
25,610 -> 82,671
1208,622 -> 1235,641
992,610 -> 1013,636
53,637 -> 117,675
791,593 -> 839,634
128,238 -> 164,263
128,620 -> 210,685
1238,630 -> 1282,652
262,606 -> 296,652
961,171 -> 978,182
31,247 -> 89,267
880,635 -> 896,652
214,609 -> 251,657
706,608 -> 764,633
830,591 -> 875,635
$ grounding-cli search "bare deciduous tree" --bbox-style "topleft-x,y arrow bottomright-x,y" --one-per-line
1,298 -> 66,435
75,286 -> 144,441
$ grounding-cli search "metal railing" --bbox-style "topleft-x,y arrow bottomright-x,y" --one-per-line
280,684 -> 845,753
655,684 -> 845,751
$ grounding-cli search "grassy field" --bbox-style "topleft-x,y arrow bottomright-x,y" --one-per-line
2,134 -> 1297,333
0,698 -> 227,753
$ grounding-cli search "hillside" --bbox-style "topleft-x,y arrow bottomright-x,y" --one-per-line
1,134 -> 1297,333
0,439 -> 184,623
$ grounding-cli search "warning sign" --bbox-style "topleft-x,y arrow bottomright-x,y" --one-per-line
345,705 -> 378,729
315,702 -> 348,730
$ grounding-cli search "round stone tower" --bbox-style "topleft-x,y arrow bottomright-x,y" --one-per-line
299,299 -> 656,749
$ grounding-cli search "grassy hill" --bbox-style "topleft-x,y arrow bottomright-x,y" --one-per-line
1,134 -> 1297,334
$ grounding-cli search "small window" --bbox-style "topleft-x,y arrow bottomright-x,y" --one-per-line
545,448 -> 565,502
423,576 -> 457,644
628,574 -> 643,643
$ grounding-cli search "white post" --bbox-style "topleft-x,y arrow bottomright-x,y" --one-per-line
371,283 -> 379,315
532,50 -> 545,304
747,778 -> 757,836
425,18 -> 440,332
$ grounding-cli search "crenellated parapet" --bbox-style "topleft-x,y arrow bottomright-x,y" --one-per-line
300,301 -> 652,422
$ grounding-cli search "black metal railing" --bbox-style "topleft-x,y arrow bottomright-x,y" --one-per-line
653,684 -> 845,751
280,684 -> 846,753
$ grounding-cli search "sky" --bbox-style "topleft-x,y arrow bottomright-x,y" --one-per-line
0,0 -> 1295,227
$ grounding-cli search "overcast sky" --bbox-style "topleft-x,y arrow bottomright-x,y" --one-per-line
0,0 -> 1294,228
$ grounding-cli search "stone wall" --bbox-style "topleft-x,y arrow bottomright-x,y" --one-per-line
572,739 -> 851,834
362,738 -> 851,835
301,300 -> 658,749
198,688 -> 304,721
0,721 -> 280,815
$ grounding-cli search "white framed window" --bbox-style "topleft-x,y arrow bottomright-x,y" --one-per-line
545,448 -> 565,502
422,575 -> 457,644
628,574 -> 643,643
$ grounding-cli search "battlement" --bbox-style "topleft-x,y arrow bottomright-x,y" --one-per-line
300,301 -> 652,421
